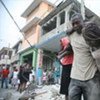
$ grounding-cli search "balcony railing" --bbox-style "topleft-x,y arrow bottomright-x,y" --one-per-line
0,59 -> 11,65
11,54 -> 19,63
38,23 -> 66,44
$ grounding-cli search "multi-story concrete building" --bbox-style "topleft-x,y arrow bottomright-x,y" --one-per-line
19,0 -> 55,84
10,40 -> 22,68
0,47 -> 12,66
36,0 -> 100,70
19,0 -> 100,84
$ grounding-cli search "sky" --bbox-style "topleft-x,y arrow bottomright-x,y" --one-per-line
0,0 -> 100,49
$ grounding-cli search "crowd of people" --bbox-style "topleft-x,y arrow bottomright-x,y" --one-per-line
42,68 -> 60,85
0,63 -> 60,92
0,63 -> 34,93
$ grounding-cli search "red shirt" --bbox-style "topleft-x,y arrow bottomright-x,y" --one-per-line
60,54 -> 73,65
2,69 -> 9,78
60,37 -> 73,65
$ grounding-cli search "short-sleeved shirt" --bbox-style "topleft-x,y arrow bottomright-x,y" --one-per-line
69,32 -> 97,81
2,69 -> 9,78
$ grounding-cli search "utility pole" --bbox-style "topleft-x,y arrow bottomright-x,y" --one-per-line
5,43 -> 10,67
81,0 -> 85,20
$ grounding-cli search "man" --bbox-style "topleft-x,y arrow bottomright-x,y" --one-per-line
1,66 -> 9,88
68,13 -> 100,100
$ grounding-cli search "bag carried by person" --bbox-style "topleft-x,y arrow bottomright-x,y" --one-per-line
83,22 -> 100,72
83,22 -> 100,48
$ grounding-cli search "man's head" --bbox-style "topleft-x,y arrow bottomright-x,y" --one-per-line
71,13 -> 84,34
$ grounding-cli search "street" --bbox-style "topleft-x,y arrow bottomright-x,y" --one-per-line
0,81 -> 22,100
0,87 -> 21,100
0,83 -> 65,100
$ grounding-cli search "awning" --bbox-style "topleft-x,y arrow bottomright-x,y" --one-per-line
35,31 -> 66,52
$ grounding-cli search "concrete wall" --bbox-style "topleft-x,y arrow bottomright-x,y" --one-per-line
26,2 -> 53,22
21,2 -> 53,51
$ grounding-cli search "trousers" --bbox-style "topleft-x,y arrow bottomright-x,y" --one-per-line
69,71 -> 100,100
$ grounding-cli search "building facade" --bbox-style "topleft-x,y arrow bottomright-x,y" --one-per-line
13,0 -> 100,84
0,47 -> 12,66
19,0 -> 54,84
37,0 -> 100,52
36,0 -> 100,80
10,40 -> 22,68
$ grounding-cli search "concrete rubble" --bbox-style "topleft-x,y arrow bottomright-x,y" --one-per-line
0,84 -> 65,100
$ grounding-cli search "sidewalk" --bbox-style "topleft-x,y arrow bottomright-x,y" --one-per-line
0,83 -> 22,100
0,83 -> 84,100
0,84 -> 64,100
0,87 -> 22,100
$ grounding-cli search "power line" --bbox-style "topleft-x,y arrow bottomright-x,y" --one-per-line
0,0 -> 32,47
0,0 -> 60,48
0,0 -> 62,60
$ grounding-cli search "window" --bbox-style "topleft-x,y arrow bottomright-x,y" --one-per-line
42,17 -> 57,34
69,10 -> 76,20
59,11 -> 65,25
43,50 -> 54,70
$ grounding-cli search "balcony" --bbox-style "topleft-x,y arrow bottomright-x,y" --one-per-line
11,54 -> 19,63
0,59 -> 11,65
36,24 -> 66,52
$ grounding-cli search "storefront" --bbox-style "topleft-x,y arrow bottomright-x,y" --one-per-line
19,47 -> 38,69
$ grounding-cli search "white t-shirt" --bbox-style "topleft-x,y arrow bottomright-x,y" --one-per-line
29,70 -> 35,82
13,71 -> 19,79
69,32 -> 97,81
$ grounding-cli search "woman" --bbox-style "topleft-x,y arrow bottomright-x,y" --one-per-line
57,37 -> 73,100
11,67 -> 19,89
18,64 -> 31,92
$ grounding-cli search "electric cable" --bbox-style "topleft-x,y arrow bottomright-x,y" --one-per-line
0,0 -> 62,63
0,0 -> 61,49
0,0 -> 65,85
0,0 -> 33,47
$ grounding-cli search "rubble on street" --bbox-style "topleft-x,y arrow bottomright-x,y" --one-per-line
0,84 -> 65,100
19,84 -> 64,100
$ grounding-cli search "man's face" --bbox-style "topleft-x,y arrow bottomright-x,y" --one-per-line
72,19 -> 83,34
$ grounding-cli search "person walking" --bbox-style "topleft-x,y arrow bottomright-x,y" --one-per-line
11,67 -> 19,89
57,37 -> 73,100
67,13 -> 100,100
1,66 -> 9,88
42,69 -> 47,85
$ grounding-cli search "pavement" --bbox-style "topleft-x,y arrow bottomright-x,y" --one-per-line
0,83 -> 83,100
0,83 -> 63,100
0,84 -> 22,100
0,82 -> 44,100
